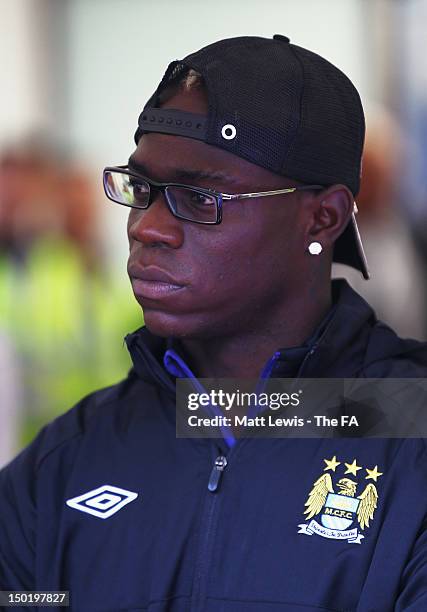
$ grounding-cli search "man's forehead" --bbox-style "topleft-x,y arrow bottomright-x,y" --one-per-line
127,129 -> 285,188
127,151 -> 240,185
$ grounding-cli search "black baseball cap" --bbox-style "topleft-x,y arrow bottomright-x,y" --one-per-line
134,34 -> 369,279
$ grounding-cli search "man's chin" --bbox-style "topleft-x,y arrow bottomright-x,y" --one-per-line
141,308 -> 217,340
142,309 -> 195,338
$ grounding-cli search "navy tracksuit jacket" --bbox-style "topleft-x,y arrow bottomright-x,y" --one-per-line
1,279 -> 427,611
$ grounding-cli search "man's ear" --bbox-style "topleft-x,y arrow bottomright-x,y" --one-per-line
305,184 -> 354,249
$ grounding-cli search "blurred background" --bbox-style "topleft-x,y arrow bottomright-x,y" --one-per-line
1,0 -> 427,466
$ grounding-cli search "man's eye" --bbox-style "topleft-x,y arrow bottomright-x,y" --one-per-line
129,180 -> 147,193
128,180 -> 149,202
189,192 -> 215,206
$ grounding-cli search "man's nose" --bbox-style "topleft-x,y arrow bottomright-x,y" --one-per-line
127,191 -> 184,248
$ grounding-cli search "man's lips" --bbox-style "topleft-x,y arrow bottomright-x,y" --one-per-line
128,265 -> 187,300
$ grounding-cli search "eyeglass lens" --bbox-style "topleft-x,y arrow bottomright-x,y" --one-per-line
104,170 -> 218,223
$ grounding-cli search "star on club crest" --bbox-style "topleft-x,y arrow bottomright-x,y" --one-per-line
298,457 -> 383,544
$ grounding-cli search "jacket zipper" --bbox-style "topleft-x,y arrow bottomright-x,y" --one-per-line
167,337 -> 317,611
190,450 -> 232,611
207,455 -> 228,492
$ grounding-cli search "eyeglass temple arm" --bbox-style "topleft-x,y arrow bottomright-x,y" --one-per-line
221,185 -> 325,201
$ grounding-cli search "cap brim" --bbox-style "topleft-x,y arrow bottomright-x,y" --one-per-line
333,204 -> 370,279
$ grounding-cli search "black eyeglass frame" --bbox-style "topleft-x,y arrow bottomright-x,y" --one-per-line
103,165 -> 325,225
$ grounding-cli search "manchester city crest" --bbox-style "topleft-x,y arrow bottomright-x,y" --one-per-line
298,456 -> 383,545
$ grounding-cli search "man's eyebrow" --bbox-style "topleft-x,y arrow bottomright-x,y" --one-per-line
127,156 -> 149,174
127,156 -> 238,185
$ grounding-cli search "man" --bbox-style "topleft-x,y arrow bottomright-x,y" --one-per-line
1,35 -> 427,611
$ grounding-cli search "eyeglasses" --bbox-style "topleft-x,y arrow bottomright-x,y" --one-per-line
103,165 -> 324,225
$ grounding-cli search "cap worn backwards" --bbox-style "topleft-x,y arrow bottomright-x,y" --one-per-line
134,35 -> 369,280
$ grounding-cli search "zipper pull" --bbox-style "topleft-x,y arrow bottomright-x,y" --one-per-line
208,455 -> 228,492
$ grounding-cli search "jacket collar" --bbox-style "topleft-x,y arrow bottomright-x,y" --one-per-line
297,279 -> 376,378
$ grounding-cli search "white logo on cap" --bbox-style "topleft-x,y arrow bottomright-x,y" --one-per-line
221,124 -> 237,140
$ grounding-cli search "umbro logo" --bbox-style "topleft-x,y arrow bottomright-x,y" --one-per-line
66,485 -> 139,519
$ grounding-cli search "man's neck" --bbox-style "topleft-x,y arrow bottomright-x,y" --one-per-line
178,287 -> 332,379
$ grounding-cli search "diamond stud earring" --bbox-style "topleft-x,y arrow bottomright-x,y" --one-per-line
308,241 -> 323,255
